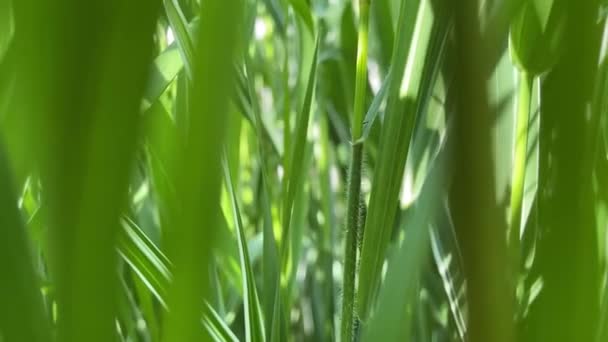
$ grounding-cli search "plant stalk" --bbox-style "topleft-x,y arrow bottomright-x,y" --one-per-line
341,0 -> 370,341
351,0 -> 370,140
341,142 -> 363,342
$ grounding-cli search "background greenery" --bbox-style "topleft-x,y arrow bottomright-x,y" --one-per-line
1,0 -> 607,341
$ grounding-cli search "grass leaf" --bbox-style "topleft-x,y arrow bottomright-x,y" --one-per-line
223,157 -> 266,342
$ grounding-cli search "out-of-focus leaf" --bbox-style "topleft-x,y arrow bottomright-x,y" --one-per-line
288,0 -> 315,35
0,142 -> 50,342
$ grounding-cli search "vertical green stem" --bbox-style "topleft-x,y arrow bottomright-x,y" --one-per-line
351,0 -> 370,140
341,143 -> 363,342
341,0 -> 369,341
509,70 -> 533,276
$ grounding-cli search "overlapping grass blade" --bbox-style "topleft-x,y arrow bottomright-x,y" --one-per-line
363,141 -> 447,341
142,44 -> 182,112
118,217 -> 171,305
430,222 -> 467,340
118,217 -> 238,342
163,0 -> 195,77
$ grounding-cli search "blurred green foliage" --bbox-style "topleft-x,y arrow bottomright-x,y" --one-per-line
1,0 -> 608,341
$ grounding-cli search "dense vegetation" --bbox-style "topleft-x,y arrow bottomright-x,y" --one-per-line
1,0 -> 607,341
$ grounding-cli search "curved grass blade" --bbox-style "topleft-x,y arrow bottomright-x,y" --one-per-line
430,220 -> 467,341
141,44 -> 182,112
118,217 -> 238,342
118,217 -> 171,305
203,301 -> 240,342
223,157 -> 266,342
288,0 -> 315,35
163,0 -> 196,77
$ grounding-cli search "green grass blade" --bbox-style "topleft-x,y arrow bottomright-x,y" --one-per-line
281,34 -> 319,269
142,44 -> 182,112
118,218 -> 171,305
363,144 -> 447,341
223,157 -> 266,342
317,112 -> 336,340
163,0 -> 196,77
0,142 -> 50,342
429,223 -> 468,341
161,0 -> 244,340
244,56 -> 283,341
370,0 -> 394,71
359,70 -> 393,142
508,71 -> 533,279
351,0 -> 371,141
118,217 -> 238,342
11,0 -> 161,340
0,0 -> 12,61
288,0 -> 315,35
203,301 -> 240,342
356,0 -> 424,320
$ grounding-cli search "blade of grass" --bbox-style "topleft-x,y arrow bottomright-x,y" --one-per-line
140,21 -> 282,157
160,0 -> 244,340
318,112 -> 336,340
0,141 -> 50,342
0,0 -> 12,61
281,34 -> 319,273
508,71 -> 533,281
142,43 -> 182,112
244,56 -> 283,341
223,157 -> 266,342
118,217 -> 238,342
203,301 -> 240,342
363,140 -> 447,341
359,70 -> 392,142
288,0 -> 315,35
370,0 -> 394,71
356,0 -> 424,320
11,0 -> 161,340
163,0 -> 196,77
